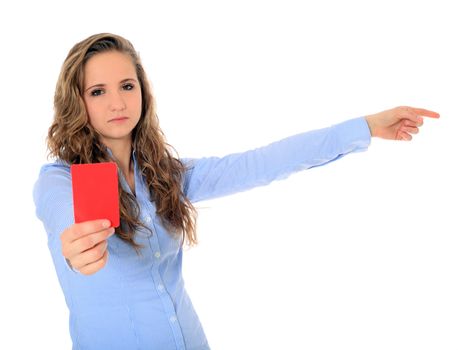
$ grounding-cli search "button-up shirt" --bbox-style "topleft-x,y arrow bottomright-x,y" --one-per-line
33,117 -> 371,349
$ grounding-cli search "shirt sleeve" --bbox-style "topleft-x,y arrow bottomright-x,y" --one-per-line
33,161 -> 80,274
182,116 -> 371,203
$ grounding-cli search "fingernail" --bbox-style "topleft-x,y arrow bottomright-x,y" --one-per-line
102,220 -> 111,228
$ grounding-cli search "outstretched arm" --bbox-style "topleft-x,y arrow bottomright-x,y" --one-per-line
182,116 -> 371,203
183,106 -> 439,203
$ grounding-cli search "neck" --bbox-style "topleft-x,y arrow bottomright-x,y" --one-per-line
103,138 -> 133,177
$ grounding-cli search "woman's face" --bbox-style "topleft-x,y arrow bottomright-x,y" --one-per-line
82,51 -> 142,147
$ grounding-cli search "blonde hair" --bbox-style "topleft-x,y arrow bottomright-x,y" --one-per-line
47,33 -> 198,253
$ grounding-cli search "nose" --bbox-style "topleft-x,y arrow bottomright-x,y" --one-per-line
108,90 -> 127,112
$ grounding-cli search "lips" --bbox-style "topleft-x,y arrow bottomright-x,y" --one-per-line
109,116 -> 129,122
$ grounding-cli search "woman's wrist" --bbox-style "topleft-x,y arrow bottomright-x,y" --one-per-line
365,115 -> 377,138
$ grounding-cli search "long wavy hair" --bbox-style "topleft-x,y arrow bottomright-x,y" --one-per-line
47,33 -> 198,253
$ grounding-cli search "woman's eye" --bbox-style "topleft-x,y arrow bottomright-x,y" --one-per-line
91,84 -> 134,96
90,89 -> 104,97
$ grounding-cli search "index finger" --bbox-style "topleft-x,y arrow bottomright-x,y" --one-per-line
412,108 -> 440,119
65,219 -> 111,243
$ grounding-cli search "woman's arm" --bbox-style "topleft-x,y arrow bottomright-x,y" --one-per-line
182,106 -> 439,203
182,116 -> 371,203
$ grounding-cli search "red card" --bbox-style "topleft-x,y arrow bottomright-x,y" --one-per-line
70,162 -> 120,228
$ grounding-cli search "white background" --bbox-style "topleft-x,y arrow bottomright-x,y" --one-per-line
1,1 -> 457,349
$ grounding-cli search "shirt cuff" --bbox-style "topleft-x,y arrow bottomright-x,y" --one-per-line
64,256 -> 82,275
333,116 -> 372,153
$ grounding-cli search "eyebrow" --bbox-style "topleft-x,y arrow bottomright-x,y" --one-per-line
85,78 -> 137,92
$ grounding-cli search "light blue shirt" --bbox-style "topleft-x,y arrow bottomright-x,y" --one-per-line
33,117 -> 371,349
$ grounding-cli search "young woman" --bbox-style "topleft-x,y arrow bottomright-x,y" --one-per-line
33,33 -> 439,350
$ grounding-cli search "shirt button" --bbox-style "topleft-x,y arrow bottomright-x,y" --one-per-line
154,251 -> 161,259
170,316 -> 177,323
158,284 -> 164,292
144,216 -> 152,223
